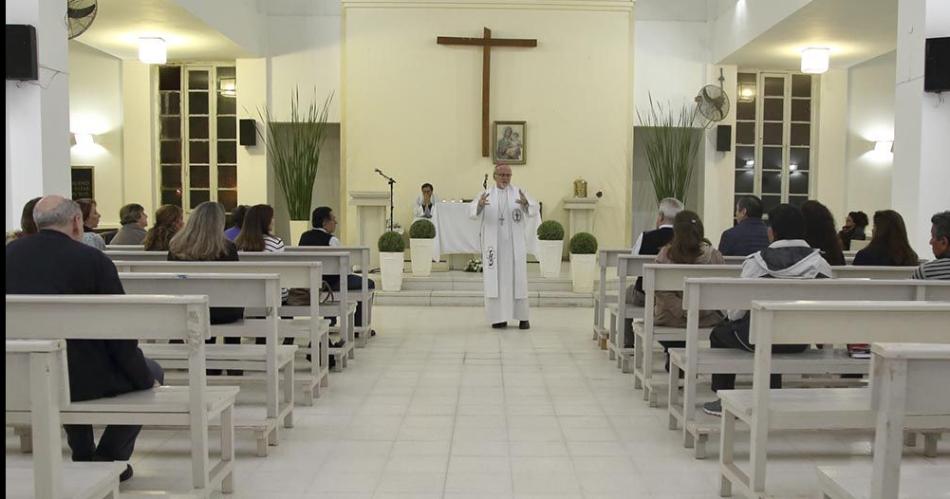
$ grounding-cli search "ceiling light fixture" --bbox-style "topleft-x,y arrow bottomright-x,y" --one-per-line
874,140 -> 893,154
801,47 -> 830,74
789,163 -> 798,171
738,84 -> 756,102
745,160 -> 755,168
219,78 -> 237,97
138,37 -> 167,64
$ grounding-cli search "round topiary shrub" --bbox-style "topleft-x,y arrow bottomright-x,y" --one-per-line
378,231 -> 405,252
536,220 -> 565,241
409,219 -> 436,239
569,232 -> 598,254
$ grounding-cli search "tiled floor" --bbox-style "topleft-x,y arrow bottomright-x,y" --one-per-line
9,306 -> 946,498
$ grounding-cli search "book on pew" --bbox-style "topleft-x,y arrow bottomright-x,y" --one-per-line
847,343 -> 871,359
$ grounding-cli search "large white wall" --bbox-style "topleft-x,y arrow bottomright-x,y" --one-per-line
844,51 -> 896,219
68,42 -> 125,226
633,20 -> 708,111
341,2 -> 634,249
267,15 -> 341,122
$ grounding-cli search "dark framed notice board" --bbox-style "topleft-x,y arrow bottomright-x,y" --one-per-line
71,165 -> 94,200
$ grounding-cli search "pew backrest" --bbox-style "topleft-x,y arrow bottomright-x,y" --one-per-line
118,272 -> 281,309
113,261 -> 321,290
105,250 -> 350,276
284,246 -> 369,273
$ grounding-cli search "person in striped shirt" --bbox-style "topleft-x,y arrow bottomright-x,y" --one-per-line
913,211 -> 950,280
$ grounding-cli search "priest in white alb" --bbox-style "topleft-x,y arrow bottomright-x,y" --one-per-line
469,164 -> 539,329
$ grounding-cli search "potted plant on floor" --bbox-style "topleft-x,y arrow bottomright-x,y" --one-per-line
536,220 -> 565,279
637,94 -> 703,205
378,231 -> 405,291
569,232 -> 598,293
409,219 -> 436,277
259,88 -> 334,244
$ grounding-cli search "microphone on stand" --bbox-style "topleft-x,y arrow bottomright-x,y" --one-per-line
375,168 -> 395,183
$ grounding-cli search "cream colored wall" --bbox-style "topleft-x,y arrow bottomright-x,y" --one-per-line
700,64 -> 737,245
121,61 -> 157,218
236,57 -> 269,207
341,1 -> 634,249
68,42 -> 125,226
816,69 -> 849,224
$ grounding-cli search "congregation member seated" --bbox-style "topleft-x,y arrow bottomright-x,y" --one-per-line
838,210 -> 869,250
852,210 -> 919,266
913,210 -> 950,280
6,196 -> 42,243
801,199 -> 845,265
143,204 -> 183,251
298,206 -> 376,336
168,202 -> 244,371
413,182 -> 438,219
703,204 -> 832,416
224,204 -> 248,242
111,203 -> 149,245
76,198 -> 106,250
718,195 -> 769,256
646,210 -> 725,368
6,195 -> 163,482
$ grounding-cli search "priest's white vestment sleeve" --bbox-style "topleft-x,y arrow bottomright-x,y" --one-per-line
469,184 -> 539,324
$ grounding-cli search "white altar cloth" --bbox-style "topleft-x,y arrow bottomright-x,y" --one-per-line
430,201 -> 541,261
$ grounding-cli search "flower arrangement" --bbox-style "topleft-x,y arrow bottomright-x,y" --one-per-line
464,257 -> 483,273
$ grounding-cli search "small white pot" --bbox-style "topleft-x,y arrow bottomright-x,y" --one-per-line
410,238 -> 435,276
537,240 -> 564,279
289,220 -> 310,246
380,251 -> 405,291
570,253 -> 597,293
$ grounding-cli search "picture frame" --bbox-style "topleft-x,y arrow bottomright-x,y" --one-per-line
71,165 -> 95,200
492,121 -> 526,165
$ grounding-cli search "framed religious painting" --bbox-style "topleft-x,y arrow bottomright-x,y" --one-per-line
493,121 -> 526,165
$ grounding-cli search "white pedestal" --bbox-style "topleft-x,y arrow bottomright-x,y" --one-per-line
563,197 -> 598,253
350,191 -> 390,267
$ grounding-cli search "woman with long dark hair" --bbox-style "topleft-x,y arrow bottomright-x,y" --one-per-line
801,200 -> 845,265
143,204 -> 183,251
838,210 -> 869,250
76,198 -> 106,250
853,210 -> 919,266
654,210 -> 725,327
235,204 -> 285,253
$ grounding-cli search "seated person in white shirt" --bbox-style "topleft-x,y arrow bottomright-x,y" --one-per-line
413,183 -> 438,219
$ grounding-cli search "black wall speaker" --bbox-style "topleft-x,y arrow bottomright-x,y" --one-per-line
239,119 -> 257,146
6,25 -> 38,81
716,125 -> 732,152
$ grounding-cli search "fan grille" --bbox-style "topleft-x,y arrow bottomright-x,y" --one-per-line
695,84 -> 731,123
67,0 -> 98,40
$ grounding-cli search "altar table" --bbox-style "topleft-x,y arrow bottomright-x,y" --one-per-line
430,201 -> 541,261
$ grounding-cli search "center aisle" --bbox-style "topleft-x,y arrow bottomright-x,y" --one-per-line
80,306 -> 940,499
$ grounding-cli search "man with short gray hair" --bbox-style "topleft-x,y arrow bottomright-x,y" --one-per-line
6,195 -> 162,481
632,197 -> 683,255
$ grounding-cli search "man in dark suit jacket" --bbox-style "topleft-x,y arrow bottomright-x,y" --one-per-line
6,196 -> 163,481
718,195 -> 770,256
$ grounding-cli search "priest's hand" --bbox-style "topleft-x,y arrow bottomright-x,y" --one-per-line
517,189 -> 529,209
478,192 -> 491,207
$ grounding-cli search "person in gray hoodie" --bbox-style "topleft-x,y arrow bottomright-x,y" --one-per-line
703,203 -> 832,416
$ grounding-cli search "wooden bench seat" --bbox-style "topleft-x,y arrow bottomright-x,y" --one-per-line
817,465 -> 950,499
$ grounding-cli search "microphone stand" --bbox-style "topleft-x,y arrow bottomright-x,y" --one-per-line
375,169 -> 396,232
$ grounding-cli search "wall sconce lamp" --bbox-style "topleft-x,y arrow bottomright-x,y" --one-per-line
801,47 -> 830,74
874,140 -> 894,154
70,133 -> 95,147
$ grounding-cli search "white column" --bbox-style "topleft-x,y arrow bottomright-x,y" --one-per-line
892,0 -> 950,254
121,62 -> 156,216
5,0 -> 71,230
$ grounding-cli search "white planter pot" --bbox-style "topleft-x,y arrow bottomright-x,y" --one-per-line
537,240 -> 564,279
410,238 -> 435,276
570,253 -> 597,293
380,251 -> 405,291
289,220 -> 310,246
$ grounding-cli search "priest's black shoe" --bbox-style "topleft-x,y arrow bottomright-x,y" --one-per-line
519,321 -> 530,330
491,322 -> 507,329
120,464 -> 134,482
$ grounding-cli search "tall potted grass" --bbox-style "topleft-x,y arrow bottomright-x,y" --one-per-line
259,88 -> 334,243
536,220 -> 565,279
409,219 -> 436,276
637,95 -> 703,204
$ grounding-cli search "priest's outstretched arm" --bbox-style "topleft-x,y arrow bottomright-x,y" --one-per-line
518,189 -> 539,217
469,191 -> 490,219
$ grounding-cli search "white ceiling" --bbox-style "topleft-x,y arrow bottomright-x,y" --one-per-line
634,0 -> 711,22
74,0 -> 250,61
256,0 -> 340,16
720,0 -> 897,70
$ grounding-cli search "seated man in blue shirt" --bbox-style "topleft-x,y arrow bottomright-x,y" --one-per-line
718,195 -> 770,256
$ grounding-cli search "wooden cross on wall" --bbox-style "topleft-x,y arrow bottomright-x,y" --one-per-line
437,27 -> 538,157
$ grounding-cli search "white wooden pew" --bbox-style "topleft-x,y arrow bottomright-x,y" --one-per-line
6,339 -> 124,499
285,246 -> 375,347
5,295 -> 237,496
668,278 -> 950,458
118,272 -> 294,457
114,260 -> 332,397
593,249 -> 632,342
633,264 -> 920,405
718,301 -> 950,499
817,343 -> 950,499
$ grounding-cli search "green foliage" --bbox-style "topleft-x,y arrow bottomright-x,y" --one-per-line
537,220 -> 565,241
636,94 -> 703,205
258,88 -> 334,220
378,231 -> 405,252
569,232 -> 598,254
409,219 -> 436,239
